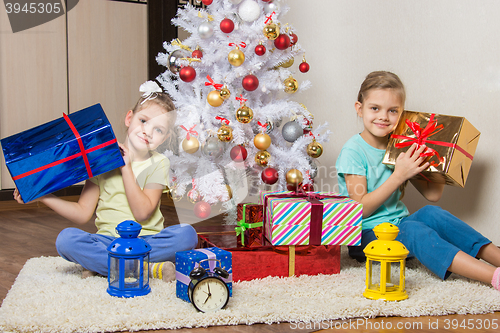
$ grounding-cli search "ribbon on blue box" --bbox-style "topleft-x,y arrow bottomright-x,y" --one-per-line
175,247 -> 232,303
0,104 -> 124,203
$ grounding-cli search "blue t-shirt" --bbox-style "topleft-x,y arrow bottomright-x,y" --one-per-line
336,134 -> 409,230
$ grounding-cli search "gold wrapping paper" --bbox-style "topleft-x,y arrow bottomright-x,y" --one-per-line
383,110 -> 480,187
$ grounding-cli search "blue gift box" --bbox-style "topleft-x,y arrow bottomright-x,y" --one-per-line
1,104 -> 124,203
175,247 -> 232,303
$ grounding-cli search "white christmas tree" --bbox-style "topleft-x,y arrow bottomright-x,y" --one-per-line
156,0 -> 330,222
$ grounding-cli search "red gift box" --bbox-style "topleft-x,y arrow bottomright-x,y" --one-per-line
236,203 -> 264,248
236,203 -> 263,223
198,234 -> 340,282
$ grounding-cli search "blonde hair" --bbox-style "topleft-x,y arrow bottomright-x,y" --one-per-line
132,92 -> 175,114
357,71 -> 406,106
358,71 -> 408,199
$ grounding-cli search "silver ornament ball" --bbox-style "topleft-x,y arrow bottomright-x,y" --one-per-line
309,162 -> 318,179
201,137 -> 224,159
265,120 -> 274,134
198,22 -> 214,39
282,121 -> 303,142
168,49 -> 190,74
263,1 -> 281,14
228,0 -> 243,4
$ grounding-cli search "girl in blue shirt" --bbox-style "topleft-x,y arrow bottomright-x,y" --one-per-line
336,71 -> 500,289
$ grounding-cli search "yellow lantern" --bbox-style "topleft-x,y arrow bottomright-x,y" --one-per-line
363,223 -> 409,301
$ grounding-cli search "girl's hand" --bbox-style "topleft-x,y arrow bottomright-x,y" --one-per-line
13,188 -> 25,204
13,188 -> 44,204
118,142 -> 133,166
393,143 -> 430,183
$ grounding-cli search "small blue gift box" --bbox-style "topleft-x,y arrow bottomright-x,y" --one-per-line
175,247 -> 232,303
1,104 -> 124,203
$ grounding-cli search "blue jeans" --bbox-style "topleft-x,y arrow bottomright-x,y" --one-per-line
349,205 -> 491,280
56,224 -> 198,276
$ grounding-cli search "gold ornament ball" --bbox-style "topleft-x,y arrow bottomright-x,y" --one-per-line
207,90 -> 224,107
236,105 -> 254,123
253,133 -> 271,150
286,169 -> 303,186
217,124 -> 233,142
187,189 -> 200,204
263,22 -> 280,40
255,150 -> 271,167
307,140 -> 323,158
284,77 -> 299,94
219,87 -> 231,100
228,48 -> 245,67
182,136 -> 200,154
169,187 -> 183,202
280,57 -> 294,68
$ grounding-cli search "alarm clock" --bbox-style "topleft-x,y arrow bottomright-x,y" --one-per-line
188,258 -> 230,312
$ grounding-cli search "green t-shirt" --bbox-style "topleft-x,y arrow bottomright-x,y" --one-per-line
90,151 -> 169,237
335,134 -> 409,230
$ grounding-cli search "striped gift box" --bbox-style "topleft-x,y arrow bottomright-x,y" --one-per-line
261,191 -> 362,246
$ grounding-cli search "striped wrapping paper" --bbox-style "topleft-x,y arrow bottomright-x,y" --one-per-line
261,191 -> 362,246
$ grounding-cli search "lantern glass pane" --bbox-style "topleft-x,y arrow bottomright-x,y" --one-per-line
124,259 -> 141,288
143,255 -> 150,288
109,257 -> 120,288
369,261 -> 381,289
388,262 -> 401,289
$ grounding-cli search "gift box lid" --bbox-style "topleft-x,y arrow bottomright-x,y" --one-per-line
265,192 -> 362,227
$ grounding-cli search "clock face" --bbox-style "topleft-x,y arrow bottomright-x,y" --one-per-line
190,277 -> 229,312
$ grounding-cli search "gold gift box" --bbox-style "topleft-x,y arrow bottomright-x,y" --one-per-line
383,110 -> 480,187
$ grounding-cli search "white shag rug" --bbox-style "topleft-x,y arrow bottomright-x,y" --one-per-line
1,250 -> 500,333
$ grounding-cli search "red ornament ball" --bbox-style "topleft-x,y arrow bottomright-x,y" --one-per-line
302,183 -> 315,192
220,18 -> 235,34
255,44 -> 266,56
192,49 -> 203,59
299,62 -> 310,73
274,34 -> 291,50
242,74 -> 259,91
261,167 -> 279,185
202,0 -> 213,5
230,145 -> 248,162
179,66 -> 196,82
261,0 -> 273,2
194,201 -> 211,219
286,183 -> 302,192
290,33 -> 298,45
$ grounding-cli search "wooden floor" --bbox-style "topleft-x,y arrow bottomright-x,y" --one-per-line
1,197 -> 499,333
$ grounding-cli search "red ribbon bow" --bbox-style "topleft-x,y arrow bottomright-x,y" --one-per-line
265,11 -> 276,24
228,42 -> 247,48
257,121 -> 268,132
180,125 -> 198,140
216,116 -> 230,125
391,113 -> 473,167
235,94 -> 247,105
204,75 -> 223,90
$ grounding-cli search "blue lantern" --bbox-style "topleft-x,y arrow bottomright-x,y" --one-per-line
107,220 -> 151,297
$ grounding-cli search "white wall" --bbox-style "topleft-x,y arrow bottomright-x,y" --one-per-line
285,0 -> 500,244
